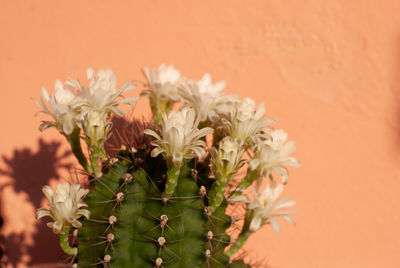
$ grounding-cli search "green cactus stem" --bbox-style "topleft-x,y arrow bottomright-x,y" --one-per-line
65,128 -> 92,173
88,145 -> 106,178
226,233 -> 250,258
207,173 -> 231,214
163,164 -> 182,199
58,226 -> 77,256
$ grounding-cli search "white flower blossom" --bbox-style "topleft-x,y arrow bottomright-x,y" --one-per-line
210,137 -> 246,178
223,98 -> 273,147
141,64 -> 183,115
249,130 -> 300,184
36,181 -> 90,234
179,74 -> 236,122
143,107 -> 214,166
34,80 -> 79,135
230,183 -> 296,233
70,68 -> 137,117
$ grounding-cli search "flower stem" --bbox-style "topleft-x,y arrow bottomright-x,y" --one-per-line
229,169 -> 258,197
58,226 -> 77,256
226,232 -> 250,257
89,145 -> 105,178
164,165 -> 181,198
208,173 -> 232,214
65,128 -> 92,173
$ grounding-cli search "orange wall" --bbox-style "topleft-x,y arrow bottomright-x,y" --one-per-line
1,0 -> 400,267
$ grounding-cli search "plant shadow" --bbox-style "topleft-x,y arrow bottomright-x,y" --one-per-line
0,138 -> 73,267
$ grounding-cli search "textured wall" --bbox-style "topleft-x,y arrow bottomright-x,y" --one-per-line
1,0 -> 400,267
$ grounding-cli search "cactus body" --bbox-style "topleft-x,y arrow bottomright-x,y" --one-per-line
77,150 -> 245,267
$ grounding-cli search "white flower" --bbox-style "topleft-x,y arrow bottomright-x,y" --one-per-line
34,80 -> 79,135
210,137 -> 246,178
143,107 -> 214,166
179,74 -> 236,122
81,110 -> 111,146
70,67 -> 137,117
249,130 -> 300,184
230,183 -> 296,233
223,98 -> 273,147
141,64 -> 183,115
36,181 -> 90,234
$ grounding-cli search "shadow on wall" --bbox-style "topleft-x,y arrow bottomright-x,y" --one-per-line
105,114 -> 153,157
0,116 -> 151,267
0,138 -> 72,267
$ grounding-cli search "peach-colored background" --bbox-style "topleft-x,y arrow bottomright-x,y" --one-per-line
1,0 -> 400,267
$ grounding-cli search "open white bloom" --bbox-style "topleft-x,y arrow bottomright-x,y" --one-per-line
211,137 -> 246,178
223,98 -> 273,147
230,183 -> 296,233
34,80 -> 79,135
70,68 -> 137,117
141,64 -> 183,115
143,107 -> 214,166
249,130 -> 300,184
179,74 -> 236,122
36,181 -> 90,234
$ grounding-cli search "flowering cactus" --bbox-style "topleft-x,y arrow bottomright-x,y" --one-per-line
35,65 -> 300,267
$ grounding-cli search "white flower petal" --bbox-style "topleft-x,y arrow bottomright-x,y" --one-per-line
249,216 -> 262,232
42,185 -> 53,201
229,195 -> 250,203
52,221 -> 63,234
283,215 -> 296,226
36,209 -> 52,219
270,217 -> 281,233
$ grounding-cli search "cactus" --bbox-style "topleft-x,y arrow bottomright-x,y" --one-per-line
35,65 -> 300,267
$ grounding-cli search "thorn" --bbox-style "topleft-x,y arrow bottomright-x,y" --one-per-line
168,195 -> 201,200
207,231 -> 213,240
139,167 -> 162,195
200,185 -> 207,197
155,257 -> 163,267
103,215 -> 117,234
104,254 -> 111,263
161,196 -> 169,203
117,155 -> 133,163
96,178 -> 116,196
160,215 -> 168,229
90,254 -> 111,266
124,173 -> 133,183
109,157 -> 118,165
205,249 -> 224,266
158,237 -> 166,246
107,233 -> 115,242
204,207 -> 212,217
109,215 -> 117,225
205,249 -> 211,258
116,192 -> 124,202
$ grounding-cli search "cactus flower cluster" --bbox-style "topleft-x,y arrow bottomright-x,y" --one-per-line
35,65 -> 300,267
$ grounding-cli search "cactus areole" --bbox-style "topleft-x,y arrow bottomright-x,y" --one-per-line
35,65 -> 300,267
